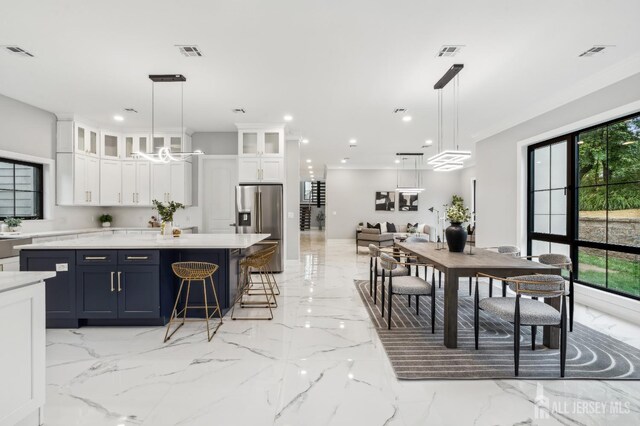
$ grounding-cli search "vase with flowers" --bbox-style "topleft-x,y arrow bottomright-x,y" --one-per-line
444,195 -> 471,252
152,200 -> 185,237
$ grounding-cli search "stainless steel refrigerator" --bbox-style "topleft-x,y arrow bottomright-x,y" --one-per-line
236,184 -> 284,272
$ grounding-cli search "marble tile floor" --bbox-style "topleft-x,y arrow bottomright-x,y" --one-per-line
44,231 -> 640,426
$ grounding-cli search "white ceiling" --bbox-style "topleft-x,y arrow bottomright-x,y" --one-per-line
1,0 -> 639,177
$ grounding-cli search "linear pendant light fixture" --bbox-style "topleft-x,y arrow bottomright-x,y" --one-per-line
133,74 -> 204,163
428,64 -> 471,171
395,152 -> 424,193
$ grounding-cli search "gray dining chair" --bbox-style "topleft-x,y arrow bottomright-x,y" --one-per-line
474,273 -> 568,377
368,244 -> 409,305
380,252 -> 436,333
481,245 -> 521,297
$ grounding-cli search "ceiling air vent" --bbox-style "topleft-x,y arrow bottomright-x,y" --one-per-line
232,108 -> 246,114
437,45 -> 463,57
124,108 -> 138,113
393,108 -> 407,114
579,45 -> 610,57
3,46 -> 34,57
176,45 -> 203,57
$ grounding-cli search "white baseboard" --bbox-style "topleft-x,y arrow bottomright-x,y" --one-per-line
574,283 -> 640,326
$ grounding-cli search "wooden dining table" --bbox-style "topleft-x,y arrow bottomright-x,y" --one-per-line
396,242 -> 562,349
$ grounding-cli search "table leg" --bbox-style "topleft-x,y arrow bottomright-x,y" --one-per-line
543,297 -> 560,349
444,271 -> 459,348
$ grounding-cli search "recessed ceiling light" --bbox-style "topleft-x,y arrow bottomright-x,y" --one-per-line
341,159 -> 347,163
308,165 -> 313,169
284,115 -> 293,122
394,159 -> 400,164
422,140 -> 433,148
301,139 -> 309,144
402,116 -> 412,122
349,139 -> 357,147
113,115 -> 124,121
311,178 -> 315,181
306,159 -> 311,163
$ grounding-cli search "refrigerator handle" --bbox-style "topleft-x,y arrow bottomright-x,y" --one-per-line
257,191 -> 263,233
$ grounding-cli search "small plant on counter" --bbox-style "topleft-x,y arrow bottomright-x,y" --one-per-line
98,214 -> 113,227
152,200 -> 185,223
4,217 -> 22,231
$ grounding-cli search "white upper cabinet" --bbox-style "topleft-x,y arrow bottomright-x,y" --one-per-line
99,159 -> 122,205
101,131 -> 122,159
57,153 -> 100,205
57,121 -> 98,156
150,133 -> 192,157
124,134 -> 150,160
236,124 -> 285,183
150,162 -> 192,206
122,161 -> 151,205
237,125 -> 284,157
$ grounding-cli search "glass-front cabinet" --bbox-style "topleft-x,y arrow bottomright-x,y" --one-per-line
150,134 -> 188,154
124,134 -> 150,159
74,123 -> 99,156
101,131 -> 121,159
237,126 -> 284,157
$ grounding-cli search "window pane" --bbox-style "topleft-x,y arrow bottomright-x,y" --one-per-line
534,214 -> 549,233
533,146 -> 550,190
578,185 -> 606,242
531,239 -> 550,256
550,141 -> 567,189
15,191 -> 40,217
15,164 -> 40,192
577,247 -> 607,288
607,182 -> 640,247
577,126 -> 607,187
607,250 -> 639,297
0,190 -> 15,217
0,162 -> 13,191
607,117 -> 640,185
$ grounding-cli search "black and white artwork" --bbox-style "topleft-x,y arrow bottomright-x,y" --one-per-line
398,192 -> 418,211
375,191 -> 395,211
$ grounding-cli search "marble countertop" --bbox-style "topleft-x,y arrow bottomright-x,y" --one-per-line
0,226 -> 198,239
16,233 -> 271,250
0,271 -> 56,293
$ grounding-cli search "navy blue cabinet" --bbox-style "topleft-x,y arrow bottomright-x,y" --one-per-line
118,265 -> 160,318
77,265 -> 118,318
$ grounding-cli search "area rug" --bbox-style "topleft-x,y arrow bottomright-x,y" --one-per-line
354,279 -> 640,380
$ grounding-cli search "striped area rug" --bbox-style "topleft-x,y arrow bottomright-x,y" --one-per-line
354,279 -> 640,380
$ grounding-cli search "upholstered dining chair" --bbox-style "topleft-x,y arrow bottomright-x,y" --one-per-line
474,273 -> 568,377
380,252 -> 436,333
522,253 -> 574,332
481,245 -> 521,297
368,244 -> 409,305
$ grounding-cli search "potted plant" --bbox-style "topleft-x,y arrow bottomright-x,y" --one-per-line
4,217 -> 22,232
152,200 -> 185,236
316,210 -> 326,230
444,195 -> 471,252
99,214 -> 113,228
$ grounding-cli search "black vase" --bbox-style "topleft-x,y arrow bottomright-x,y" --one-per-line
445,222 -> 467,253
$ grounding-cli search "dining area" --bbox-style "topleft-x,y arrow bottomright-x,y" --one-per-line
356,239 -> 640,380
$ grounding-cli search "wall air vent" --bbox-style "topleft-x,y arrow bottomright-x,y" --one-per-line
176,45 -> 203,57
3,46 -> 34,57
437,45 -> 463,57
232,108 -> 246,114
579,45 -> 610,57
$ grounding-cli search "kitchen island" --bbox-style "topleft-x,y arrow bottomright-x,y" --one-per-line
18,233 -> 270,328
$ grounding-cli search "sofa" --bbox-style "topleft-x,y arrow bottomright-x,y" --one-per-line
356,222 -> 431,253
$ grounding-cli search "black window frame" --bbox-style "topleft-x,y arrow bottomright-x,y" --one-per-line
0,157 -> 44,220
527,111 -> 640,301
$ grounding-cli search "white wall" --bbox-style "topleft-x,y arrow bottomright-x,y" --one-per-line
0,93 -> 103,232
285,140 -> 300,260
325,168 -> 470,239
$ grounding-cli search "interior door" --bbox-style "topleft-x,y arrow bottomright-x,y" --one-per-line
203,158 -> 238,233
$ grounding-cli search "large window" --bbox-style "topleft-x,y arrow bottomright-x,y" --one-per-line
528,112 -> 640,299
0,158 -> 43,220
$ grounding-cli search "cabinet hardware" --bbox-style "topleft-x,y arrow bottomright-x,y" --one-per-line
133,193 -> 135,203
117,271 -> 122,292
118,192 -> 121,203
85,256 -> 107,260
110,271 -> 115,292
126,256 -> 149,260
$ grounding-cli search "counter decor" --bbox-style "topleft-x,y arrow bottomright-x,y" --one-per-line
99,214 -> 113,228
152,200 -> 184,237
444,195 -> 471,253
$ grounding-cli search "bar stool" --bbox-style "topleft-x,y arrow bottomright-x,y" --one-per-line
164,262 -> 223,342
231,246 -> 277,320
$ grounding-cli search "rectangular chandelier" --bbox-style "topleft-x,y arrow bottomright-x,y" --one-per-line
433,162 -> 464,172
427,150 -> 471,166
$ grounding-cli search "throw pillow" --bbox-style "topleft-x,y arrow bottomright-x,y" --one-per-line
417,223 -> 427,234
407,222 -> 418,231
386,222 -> 397,233
367,222 -> 381,231
380,222 -> 387,233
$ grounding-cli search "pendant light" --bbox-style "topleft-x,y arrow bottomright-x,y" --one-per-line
133,74 -> 204,163
427,64 -> 471,171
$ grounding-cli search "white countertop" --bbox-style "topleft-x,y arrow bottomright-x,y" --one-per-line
17,233 -> 271,250
0,226 -> 198,239
0,271 -> 56,293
